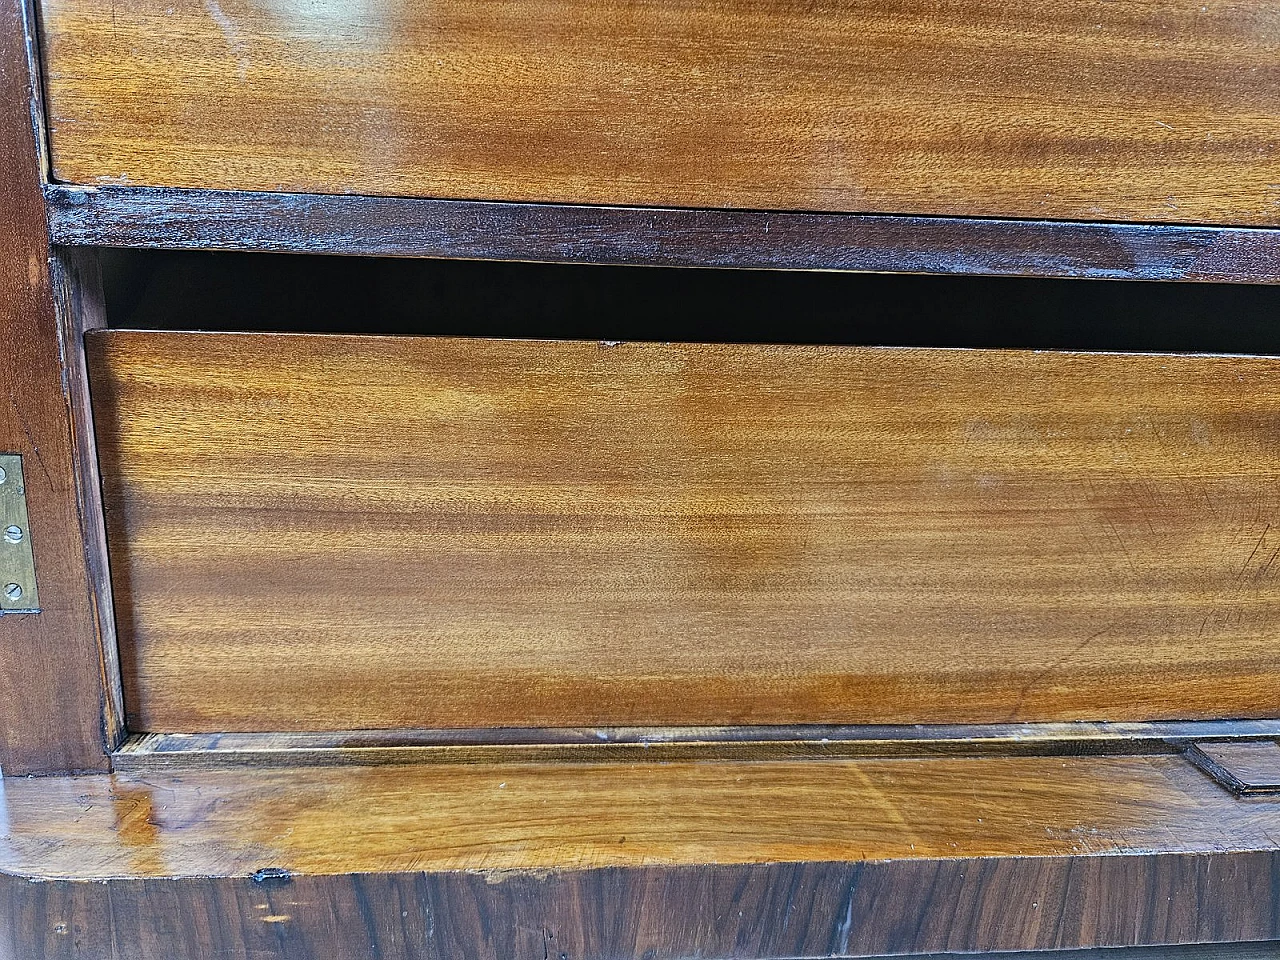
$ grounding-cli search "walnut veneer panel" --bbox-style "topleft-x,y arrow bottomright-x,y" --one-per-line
38,0 -> 1280,225
86,332 -> 1280,731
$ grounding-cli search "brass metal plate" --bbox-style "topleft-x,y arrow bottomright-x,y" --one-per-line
0,454 -> 40,613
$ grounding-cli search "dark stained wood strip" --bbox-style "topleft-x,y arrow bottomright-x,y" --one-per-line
4,756 -> 1280,956
4,860 -> 1280,960
1185,740 -> 1280,795
45,185 -> 1280,283
941,953 -> 1271,960
0,0 -> 113,774
112,719 -> 1280,772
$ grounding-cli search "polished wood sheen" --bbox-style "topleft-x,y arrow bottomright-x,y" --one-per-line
88,333 -> 1280,732
5,755 -> 1280,957
0,0 -> 115,774
37,0 -> 1280,225
16,755 -> 1266,877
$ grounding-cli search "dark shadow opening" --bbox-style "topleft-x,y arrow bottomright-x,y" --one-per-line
100,249 -> 1280,354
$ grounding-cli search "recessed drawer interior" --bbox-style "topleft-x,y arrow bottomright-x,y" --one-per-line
84,252 -> 1280,735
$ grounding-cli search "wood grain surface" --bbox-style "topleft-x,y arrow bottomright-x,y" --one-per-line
36,0 -> 1280,225
47,249 -> 127,752
88,332 -> 1280,732
43,185 -> 1280,284
1186,740 -> 1280,795
0,0 -> 114,774
4,755 -> 1280,957
5,871 -> 1279,960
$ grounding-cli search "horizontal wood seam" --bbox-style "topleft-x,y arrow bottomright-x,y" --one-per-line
112,720 -> 1280,772
45,185 -> 1280,283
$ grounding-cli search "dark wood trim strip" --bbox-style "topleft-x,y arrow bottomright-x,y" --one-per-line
0,0 -> 113,774
5,855 -> 1280,958
113,719 -> 1280,772
45,184 -> 1280,283
879,951 -> 1279,960
1184,741 -> 1280,796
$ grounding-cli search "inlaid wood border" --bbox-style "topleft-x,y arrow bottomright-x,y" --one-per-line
113,720 -> 1280,773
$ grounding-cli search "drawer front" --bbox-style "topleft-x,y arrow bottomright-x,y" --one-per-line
87,332 -> 1280,733
40,0 -> 1280,225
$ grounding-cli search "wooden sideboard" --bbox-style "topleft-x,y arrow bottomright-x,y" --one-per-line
4,0 -> 1280,956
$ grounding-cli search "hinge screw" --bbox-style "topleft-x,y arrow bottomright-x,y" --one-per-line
0,465 -> 7,483
3,525 -> 23,544
4,583 -> 22,602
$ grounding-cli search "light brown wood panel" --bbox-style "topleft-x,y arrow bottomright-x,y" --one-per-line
38,0 -> 1280,226
88,332 -> 1280,732
2,755 -> 1278,879
6,756 -> 1280,956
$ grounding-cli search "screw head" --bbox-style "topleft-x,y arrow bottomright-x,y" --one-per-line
4,583 -> 22,602
3,525 -> 22,544
0,465 -> 7,484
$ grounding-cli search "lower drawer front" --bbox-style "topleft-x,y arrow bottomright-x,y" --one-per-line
86,332 -> 1280,733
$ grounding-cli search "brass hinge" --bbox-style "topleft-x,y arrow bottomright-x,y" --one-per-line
0,454 -> 40,614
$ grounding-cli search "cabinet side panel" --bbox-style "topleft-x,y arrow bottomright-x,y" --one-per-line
0,0 -> 114,773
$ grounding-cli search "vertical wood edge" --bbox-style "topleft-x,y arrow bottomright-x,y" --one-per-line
17,0 -> 48,181
48,248 -> 126,752
0,0 -> 112,774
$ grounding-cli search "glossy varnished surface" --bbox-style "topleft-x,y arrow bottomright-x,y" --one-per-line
88,333 -> 1280,732
0,0 -> 114,774
37,0 -> 1280,225
4,755 -> 1280,957
0,754 -> 1275,877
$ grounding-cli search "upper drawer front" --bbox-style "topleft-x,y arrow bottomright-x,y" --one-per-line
88,332 -> 1280,733
39,0 -> 1280,225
